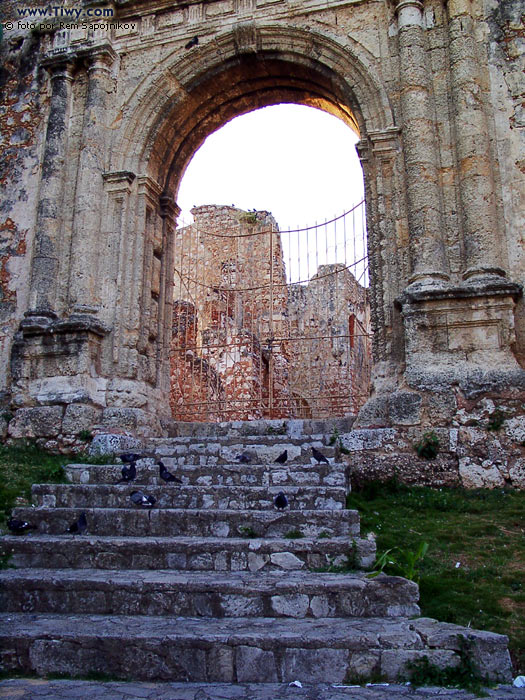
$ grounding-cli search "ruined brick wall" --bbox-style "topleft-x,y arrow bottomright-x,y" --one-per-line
170,206 -> 371,421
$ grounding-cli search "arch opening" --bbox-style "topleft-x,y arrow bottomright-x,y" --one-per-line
166,101 -> 371,422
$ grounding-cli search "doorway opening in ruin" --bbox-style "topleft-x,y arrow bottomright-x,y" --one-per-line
169,106 -> 372,422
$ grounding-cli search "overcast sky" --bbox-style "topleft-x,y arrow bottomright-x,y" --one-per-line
177,104 -> 364,230
176,104 -> 368,285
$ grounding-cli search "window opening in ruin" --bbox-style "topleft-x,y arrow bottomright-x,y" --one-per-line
170,105 -> 372,422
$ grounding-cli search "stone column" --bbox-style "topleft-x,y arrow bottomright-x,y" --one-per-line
28,59 -> 74,317
445,0 -> 505,281
69,44 -> 116,315
158,196 -> 180,397
395,0 -> 450,286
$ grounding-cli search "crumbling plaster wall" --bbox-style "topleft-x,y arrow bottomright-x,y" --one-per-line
0,24 -> 47,409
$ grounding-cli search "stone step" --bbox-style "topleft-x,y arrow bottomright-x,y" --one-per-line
31,484 -> 346,510
1,534 -> 376,571
65,461 -> 346,487
0,570 -> 420,618
10,507 -> 360,538
161,416 -> 355,438
148,439 -> 340,465
0,613 -> 511,683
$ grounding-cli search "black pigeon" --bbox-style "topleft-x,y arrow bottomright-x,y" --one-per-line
130,490 -> 156,508
7,517 -> 36,534
120,452 -> 143,464
274,491 -> 288,510
185,36 -> 199,49
118,461 -> 136,483
67,512 -> 87,534
158,460 -> 181,483
312,446 -> 329,464
274,450 -> 288,464
236,452 -> 252,464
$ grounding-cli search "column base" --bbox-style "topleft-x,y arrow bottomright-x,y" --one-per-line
396,278 -> 523,390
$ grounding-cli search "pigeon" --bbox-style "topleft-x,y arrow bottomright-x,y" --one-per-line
120,453 -> 143,464
185,36 -> 199,49
274,491 -> 288,510
236,452 -> 252,464
274,450 -> 288,464
67,512 -> 87,534
130,490 -> 156,508
118,461 -> 136,483
7,517 -> 36,534
158,460 -> 181,483
312,446 -> 329,464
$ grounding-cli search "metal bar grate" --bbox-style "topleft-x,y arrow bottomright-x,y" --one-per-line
170,202 -> 371,422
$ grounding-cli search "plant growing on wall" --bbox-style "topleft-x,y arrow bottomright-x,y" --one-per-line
414,431 -> 440,460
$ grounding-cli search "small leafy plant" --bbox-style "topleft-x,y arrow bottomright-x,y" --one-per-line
285,529 -> 304,539
238,526 -> 258,538
239,211 -> 258,225
405,636 -> 491,696
414,431 -> 440,460
487,410 -> 506,432
76,430 -> 93,442
328,427 -> 349,455
368,541 -> 429,582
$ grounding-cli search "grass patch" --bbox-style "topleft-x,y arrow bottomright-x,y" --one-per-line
284,529 -> 304,539
347,479 -> 525,675
0,442 -> 70,528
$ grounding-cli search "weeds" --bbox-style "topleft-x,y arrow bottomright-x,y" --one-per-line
284,529 -> 304,539
414,431 -> 440,460
368,541 -> 429,582
347,480 -> 525,675
487,410 -> 507,432
328,427 -> 350,455
405,637 -> 491,696
238,526 -> 258,538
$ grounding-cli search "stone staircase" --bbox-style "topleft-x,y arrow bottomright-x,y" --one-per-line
0,420 -> 512,684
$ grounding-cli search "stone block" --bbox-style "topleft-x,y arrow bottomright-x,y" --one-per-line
381,649 -> 459,680
388,392 -> 422,426
236,646 -> 278,682
207,645 -> 234,682
8,406 -> 64,438
270,594 -> 309,618
269,552 -> 304,570
509,458 -> 525,488
459,458 -> 505,488
281,648 -> 348,683
88,433 -> 143,456
62,404 -> 101,435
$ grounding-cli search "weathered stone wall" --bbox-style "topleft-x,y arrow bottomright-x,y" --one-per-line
0,0 -> 523,456
170,206 -> 371,421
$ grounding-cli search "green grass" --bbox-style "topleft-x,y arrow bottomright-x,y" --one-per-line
0,442 -> 70,527
0,442 -> 116,529
347,479 -> 525,675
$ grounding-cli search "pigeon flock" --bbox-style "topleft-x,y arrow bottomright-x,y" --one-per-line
7,445 -> 332,535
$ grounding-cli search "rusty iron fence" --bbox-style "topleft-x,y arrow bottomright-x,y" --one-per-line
170,201 -> 372,421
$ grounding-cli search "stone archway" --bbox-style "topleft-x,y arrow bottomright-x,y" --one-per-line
99,25 -> 404,430
5,1 -> 523,450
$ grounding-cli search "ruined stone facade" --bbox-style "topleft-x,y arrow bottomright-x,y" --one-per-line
0,0 -> 524,483
170,205 -> 371,421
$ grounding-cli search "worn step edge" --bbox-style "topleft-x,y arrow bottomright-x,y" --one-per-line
31,484 -> 346,510
0,569 -> 419,618
0,534 -> 376,570
9,508 -> 360,538
64,463 -> 346,487
0,614 -> 511,683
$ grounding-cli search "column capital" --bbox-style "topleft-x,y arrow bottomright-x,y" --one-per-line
41,56 -> 76,80
79,43 -> 117,71
160,195 -> 181,221
395,0 -> 424,28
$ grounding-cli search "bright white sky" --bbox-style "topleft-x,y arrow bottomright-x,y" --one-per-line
176,104 -> 368,285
